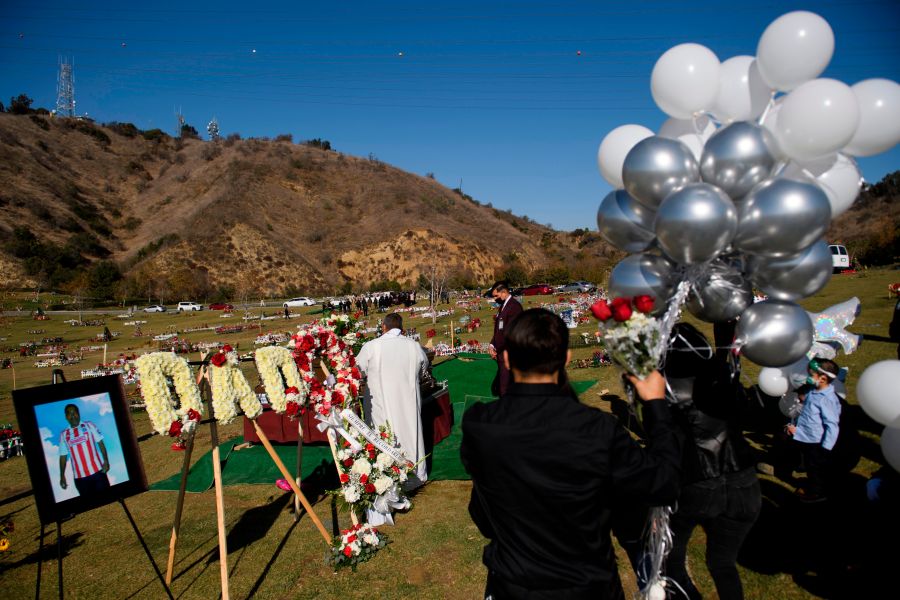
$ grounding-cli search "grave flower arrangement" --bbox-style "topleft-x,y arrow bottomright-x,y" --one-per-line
326,523 -> 390,571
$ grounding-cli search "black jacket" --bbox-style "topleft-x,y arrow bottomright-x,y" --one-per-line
663,326 -> 756,483
460,383 -> 681,593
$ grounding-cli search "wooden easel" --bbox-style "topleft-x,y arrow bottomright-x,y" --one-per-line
35,370 -> 174,600
163,357 -> 332,600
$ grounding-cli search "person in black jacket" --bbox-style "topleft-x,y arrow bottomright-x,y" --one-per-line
488,281 -> 524,396
662,323 -> 761,600
461,308 -> 682,600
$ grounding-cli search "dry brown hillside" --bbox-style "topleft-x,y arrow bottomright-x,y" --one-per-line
0,113 -> 618,297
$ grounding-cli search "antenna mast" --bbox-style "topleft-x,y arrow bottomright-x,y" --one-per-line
55,56 -> 76,118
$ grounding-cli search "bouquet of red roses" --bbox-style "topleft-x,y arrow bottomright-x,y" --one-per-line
326,523 -> 390,571
590,295 -> 661,379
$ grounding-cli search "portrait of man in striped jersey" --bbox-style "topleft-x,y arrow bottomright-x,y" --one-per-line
58,404 -> 111,496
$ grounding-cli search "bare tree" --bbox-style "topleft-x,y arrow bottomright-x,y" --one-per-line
420,264 -> 448,325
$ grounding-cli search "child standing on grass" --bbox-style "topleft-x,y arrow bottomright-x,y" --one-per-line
787,358 -> 841,502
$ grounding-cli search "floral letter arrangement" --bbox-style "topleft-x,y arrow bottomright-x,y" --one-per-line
208,345 -> 264,424
135,352 -> 205,437
590,295 -> 660,379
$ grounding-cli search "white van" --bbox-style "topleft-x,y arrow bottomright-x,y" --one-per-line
829,244 -> 850,272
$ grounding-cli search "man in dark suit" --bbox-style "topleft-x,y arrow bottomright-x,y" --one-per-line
461,309 -> 681,599
488,281 -> 524,396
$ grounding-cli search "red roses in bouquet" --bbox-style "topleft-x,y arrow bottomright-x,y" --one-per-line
590,295 -> 654,322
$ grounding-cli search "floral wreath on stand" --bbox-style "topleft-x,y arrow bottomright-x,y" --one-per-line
334,424 -> 414,510
290,319 -> 362,417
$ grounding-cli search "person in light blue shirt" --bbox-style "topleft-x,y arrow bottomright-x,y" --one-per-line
787,358 -> 841,502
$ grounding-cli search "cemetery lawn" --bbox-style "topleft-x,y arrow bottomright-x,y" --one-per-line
0,270 -> 897,598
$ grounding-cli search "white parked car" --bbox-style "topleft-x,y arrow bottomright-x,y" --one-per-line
143,304 -> 166,313
283,297 -> 316,308
177,301 -> 203,312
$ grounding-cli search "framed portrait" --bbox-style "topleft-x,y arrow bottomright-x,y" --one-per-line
13,375 -> 147,524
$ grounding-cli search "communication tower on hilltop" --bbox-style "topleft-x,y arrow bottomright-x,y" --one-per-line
175,106 -> 185,136
55,57 -> 76,118
207,117 -> 220,141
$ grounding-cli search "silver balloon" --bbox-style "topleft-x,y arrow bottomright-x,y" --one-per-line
686,260 -> 753,322
751,239 -> 833,301
733,178 -> 832,259
608,252 -> 679,315
734,300 -> 814,367
655,183 -> 737,265
596,189 -> 656,253
699,121 -> 777,201
622,136 -> 700,209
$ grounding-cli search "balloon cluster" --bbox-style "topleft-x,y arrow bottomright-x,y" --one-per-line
596,10 -> 900,368
857,360 -> 900,473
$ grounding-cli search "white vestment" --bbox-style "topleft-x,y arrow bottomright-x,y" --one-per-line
356,328 -> 428,487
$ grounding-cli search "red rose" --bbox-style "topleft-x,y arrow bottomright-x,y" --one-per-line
300,335 -> 315,352
391,465 -> 400,473
634,295 -> 655,314
343,458 -> 353,467
285,386 -> 299,395
360,474 -> 368,484
380,432 -> 388,439
350,367 -> 361,380
365,443 -> 375,451
222,344 -> 233,353
332,390 -> 344,404
346,534 -> 357,543
339,473 -> 349,483
349,356 -> 356,367
611,297 -> 633,322
343,545 -> 353,557
364,483 -> 375,493
338,340 -> 346,351
209,352 -> 227,367
285,401 -> 299,418
168,420 -> 183,438
590,300 -> 613,321
187,409 -> 201,422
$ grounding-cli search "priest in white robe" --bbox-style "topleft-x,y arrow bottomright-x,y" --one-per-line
356,312 -> 429,489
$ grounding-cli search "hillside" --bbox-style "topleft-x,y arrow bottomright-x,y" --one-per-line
0,113 -> 618,298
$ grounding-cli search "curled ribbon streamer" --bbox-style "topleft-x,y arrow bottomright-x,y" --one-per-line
372,483 -> 411,516
315,409 -> 362,452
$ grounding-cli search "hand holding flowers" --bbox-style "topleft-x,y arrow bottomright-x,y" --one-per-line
590,295 -> 661,379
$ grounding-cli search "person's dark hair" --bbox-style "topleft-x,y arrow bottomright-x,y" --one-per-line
812,357 -> 839,379
490,281 -> 510,294
64,403 -> 79,415
505,308 -> 568,375
384,313 -> 403,331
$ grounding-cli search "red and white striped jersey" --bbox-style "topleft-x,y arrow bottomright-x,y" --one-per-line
59,422 -> 104,479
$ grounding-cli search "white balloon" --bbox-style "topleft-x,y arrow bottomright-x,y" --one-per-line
712,56 -> 772,124
756,11 -> 834,92
882,421 -> 900,473
857,360 -> 900,426
844,78 -> 900,157
651,43 -> 721,120
777,78 -> 860,161
783,153 -> 862,217
759,366 -> 790,396
598,124 -> 654,188
658,114 -> 717,160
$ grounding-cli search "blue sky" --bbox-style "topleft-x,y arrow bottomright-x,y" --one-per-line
0,1 -> 897,230
35,392 -> 129,503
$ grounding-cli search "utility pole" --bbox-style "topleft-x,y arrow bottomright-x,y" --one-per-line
55,56 -> 76,118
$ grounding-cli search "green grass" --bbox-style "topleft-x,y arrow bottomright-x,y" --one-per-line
0,271 -> 897,598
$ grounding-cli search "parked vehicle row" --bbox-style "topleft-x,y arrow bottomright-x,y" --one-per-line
143,302 -> 235,312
